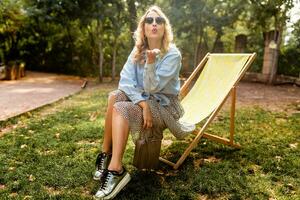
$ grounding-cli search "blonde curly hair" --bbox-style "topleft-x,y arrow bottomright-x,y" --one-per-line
133,5 -> 173,64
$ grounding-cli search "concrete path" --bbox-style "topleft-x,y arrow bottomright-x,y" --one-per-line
0,71 -> 83,121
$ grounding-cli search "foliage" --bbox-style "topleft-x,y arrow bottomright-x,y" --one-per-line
278,47 -> 300,77
278,19 -> 300,77
245,0 -> 295,78
0,86 -> 299,199
165,0 -> 244,69
0,0 -> 26,61
0,0 -> 299,77
247,0 -> 294,32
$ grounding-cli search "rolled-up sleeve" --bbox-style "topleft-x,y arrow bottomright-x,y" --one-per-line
118,49 -> 146,104
143,52 -> 181,94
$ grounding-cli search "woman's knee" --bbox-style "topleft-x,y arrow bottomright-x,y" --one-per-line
107,92 -> 117,107
112,103 -> 128,120
112,103 -> 122,115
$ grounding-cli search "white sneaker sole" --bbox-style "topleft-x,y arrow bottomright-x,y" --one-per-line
103,173 -> 131,200
93,170 -> 104,181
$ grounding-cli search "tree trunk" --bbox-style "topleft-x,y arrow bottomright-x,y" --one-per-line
234,34 -> 247,53
198,39 -> 209,61
193,40 -> 208,69
262,30 -> 280,84
112,39 -> 117,81
193,27 -> 203,67
66,25 -> 74,64
98,40 -> 103,83
97,21 -> 103,83
127,0 -> 137,46
87,27 -> 97,67
8,32 -> 20,60
213,41 -> 224,53
193,43 -> 198,68
212,31 -> 223,53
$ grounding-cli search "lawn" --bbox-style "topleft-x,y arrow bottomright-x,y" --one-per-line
0,85 -> 299,199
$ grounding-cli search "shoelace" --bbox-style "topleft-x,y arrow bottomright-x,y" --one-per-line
96,154 -> 105,170
100,171 -> 112,190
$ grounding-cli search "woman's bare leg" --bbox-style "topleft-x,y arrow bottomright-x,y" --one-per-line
108,107 -> 129,172
101,94 -> 116,154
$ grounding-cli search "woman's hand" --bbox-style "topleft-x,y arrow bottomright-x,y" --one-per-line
138,101 -> 153,129
146,49 -> 160,64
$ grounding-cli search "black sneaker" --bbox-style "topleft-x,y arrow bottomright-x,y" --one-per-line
94,168 -> 131,200
93,152 -> 111,181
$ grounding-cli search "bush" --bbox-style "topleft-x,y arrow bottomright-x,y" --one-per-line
278,46 -> 300,77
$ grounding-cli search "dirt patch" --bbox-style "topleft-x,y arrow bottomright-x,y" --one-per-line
233,82 -> 300,113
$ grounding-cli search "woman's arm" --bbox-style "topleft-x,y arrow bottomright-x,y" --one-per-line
138,101 -> 152,129
143,50 -> 181,94
119,48 -> 153,129
118,49 -> 146,104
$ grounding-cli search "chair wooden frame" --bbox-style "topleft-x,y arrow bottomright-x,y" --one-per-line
159,53 -> 257,170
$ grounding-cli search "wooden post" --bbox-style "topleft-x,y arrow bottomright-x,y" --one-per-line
230,87 -> 236,144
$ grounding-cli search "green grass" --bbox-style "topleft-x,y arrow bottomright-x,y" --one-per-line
0,85 -> 299,199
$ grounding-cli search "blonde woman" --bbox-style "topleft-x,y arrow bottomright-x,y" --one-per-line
93,5 -> 194,200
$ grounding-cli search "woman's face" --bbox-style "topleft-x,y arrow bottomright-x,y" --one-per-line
144,11 -> 165,42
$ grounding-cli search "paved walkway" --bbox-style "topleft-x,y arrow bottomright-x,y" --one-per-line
0,71 -> 83,121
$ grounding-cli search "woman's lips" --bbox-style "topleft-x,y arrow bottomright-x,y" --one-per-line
152,28 -> 157,33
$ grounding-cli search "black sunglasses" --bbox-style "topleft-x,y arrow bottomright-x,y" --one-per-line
144,17 -> 165,25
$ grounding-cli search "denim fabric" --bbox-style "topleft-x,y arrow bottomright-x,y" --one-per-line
118,44 -> 182,106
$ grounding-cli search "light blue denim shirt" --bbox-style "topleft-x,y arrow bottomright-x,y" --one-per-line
118,43 -> 182,106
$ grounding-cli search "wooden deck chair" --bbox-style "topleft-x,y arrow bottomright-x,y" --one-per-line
159,53 -> 257,170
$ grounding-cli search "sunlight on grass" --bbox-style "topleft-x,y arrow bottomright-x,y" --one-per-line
0,86 -> 299,199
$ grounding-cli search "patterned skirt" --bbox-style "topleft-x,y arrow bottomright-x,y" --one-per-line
110,90 -> 194,143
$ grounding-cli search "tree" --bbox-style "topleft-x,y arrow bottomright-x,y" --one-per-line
248,0 -> 294,84
208,0 -> 244,53
126,0 -> 137,46
105,1 -> 127,81
0,0 -> 26,62
167,0 -> 211,68
277,18 -> 300,77
167,0 -> 243,71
